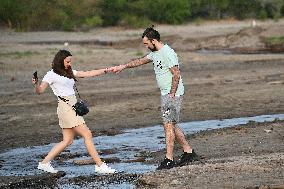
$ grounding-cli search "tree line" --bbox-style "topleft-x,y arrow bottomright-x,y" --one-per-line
0,0 -> 284,31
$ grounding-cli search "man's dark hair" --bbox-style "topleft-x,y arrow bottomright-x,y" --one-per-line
142,25 -> 160,41
52,49 -> 76,80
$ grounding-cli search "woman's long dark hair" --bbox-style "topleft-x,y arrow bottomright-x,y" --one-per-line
52,50 -> 76,80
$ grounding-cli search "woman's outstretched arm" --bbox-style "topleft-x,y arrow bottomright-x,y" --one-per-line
75,68 -> 112,78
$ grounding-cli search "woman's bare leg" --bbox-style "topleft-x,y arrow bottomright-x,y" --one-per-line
73,124 -> 103,166
41,128 -> 74,163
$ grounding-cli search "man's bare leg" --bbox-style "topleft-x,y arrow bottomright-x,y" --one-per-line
174,125 -> 192,153
164,123 -> 176,160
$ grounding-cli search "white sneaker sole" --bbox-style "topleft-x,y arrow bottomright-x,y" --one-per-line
96,171 -> 115,174
37,166 -> 58,173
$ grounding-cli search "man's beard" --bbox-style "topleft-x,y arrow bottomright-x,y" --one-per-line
148,43 -> 158,52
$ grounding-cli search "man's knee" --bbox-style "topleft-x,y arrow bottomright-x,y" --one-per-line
164,123 -> 175,130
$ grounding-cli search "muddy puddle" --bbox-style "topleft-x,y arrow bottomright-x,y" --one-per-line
1,114 -> 284,188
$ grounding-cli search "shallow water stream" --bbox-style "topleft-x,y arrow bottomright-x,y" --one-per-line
1,114 -> 284,188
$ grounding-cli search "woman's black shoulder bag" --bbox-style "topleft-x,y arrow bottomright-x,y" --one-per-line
58,83 -> 89,116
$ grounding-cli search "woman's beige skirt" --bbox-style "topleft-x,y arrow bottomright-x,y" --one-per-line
57,95 -> 85,129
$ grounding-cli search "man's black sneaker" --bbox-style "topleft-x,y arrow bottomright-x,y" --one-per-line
156,158 -> 175,170
176,149 -> 199,167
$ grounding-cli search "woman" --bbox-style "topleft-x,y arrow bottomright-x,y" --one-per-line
32,50 -> 115,174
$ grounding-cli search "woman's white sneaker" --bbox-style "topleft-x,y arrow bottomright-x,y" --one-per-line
38,162 -> 58,173
95,163 -> 115,174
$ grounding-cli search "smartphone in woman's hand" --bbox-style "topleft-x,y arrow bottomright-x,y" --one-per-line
33,71 -> 38,80
33,71 -> 38,84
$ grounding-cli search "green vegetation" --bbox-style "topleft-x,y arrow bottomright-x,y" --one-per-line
135,51 -> 144,56
0,51 -> 40,58
264,36 -> 284,45
0,0 -> 284,31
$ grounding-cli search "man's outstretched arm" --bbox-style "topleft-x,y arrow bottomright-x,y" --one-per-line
112,56 -> 151,73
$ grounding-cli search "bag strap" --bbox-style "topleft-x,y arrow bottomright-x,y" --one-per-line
58,96 -> 68,102
58,82 -> 81,106
74,82 -> 81,99
58,96 -> 73,107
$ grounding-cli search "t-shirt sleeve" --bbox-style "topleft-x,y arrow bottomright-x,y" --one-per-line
167,50 -> 179,68
146,52 -> 153,61
42,71 -> 53,84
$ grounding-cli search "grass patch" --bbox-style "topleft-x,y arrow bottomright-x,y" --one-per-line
135,51 -> 144,57
47,48 -> 59,55
264,36 -> 284,46
0,51 -> 40,58
193,17 -> 205,26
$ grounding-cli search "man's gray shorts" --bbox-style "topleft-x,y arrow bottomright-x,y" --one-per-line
161,95 -> 183,124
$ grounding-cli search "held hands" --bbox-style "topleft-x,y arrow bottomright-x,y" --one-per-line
106,65 -> 126,74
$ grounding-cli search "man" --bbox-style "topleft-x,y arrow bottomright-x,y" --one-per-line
111,26 -> 198,169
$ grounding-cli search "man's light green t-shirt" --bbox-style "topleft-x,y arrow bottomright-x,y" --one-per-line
146,44 -> 184,96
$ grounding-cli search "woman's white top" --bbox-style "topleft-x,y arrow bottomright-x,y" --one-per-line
42,69 -> 77,97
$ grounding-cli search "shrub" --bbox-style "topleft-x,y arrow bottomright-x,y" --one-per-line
120,14 -> 151,28
99,0 -> 127,26
84,16 -> 103,28
257,9 -> 268,20
1,0 -> 284,31
145,0 -> 191,24
264,0 -> 283,19
282,0 -> 284,16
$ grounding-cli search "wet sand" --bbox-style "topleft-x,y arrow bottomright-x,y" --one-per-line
0,19 -> 284,188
